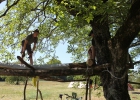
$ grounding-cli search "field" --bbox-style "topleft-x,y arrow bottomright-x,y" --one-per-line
0,81 -> 140,100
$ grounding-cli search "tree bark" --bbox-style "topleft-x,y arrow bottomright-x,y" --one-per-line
89,0 -> 140,100
90,14 -> 132,100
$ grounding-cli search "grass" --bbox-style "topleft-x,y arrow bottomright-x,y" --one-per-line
0,81 -> 139,100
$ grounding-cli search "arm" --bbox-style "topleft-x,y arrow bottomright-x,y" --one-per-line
88,46 -> 92,59
91,45 -> 95,59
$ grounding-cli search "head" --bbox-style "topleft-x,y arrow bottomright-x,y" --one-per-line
33,29 -> 39,36
88,30 -> 94,38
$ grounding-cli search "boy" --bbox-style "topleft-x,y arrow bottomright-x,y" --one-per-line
20,29 -> 39,65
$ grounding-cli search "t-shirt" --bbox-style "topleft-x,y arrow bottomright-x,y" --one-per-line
25,34 -> 38,45
92,38 -> 95,46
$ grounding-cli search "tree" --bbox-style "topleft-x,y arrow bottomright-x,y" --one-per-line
0,0 -> 140,100
46,56 -> 61,64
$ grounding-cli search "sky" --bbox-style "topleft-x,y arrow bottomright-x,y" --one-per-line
0,1 -> 73,63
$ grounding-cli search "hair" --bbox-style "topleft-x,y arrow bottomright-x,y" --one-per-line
88,30 -> 94,36
34,29 -> 39,33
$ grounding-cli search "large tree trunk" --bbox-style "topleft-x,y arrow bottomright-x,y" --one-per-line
90,15 -> 130,100
101,47 -> 130,100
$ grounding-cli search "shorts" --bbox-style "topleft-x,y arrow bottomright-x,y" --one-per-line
22,40 -> 32,54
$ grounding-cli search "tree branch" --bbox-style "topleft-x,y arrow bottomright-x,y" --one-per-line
113,0 -> 140,49
0,0 -> 5,3
130,41 -> 140,48
133,60 -> 140,65
31,0 -> 50,11
0,0 -> 20,18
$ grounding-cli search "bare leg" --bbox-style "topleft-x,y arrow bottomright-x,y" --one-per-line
21,46 -> 23,57
21,45 -> 25,59
21,46 -> 23,53
21,51 -> 25,59
29,53 -> 33,65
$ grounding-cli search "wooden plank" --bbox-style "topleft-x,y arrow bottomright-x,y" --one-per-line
17,56 -> 35,70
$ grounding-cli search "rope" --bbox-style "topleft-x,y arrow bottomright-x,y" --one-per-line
102,67 -> 126,79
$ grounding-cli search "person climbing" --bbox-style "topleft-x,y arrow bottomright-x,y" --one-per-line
20,29 -> 39,65
88,30 -> 96,65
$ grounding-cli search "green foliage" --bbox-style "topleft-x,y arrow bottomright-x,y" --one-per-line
67,75 -> 74,80
46,57 -> 61,64
1,76 -> 26,85
0,0 -> 139,65
133,78 -> 140,88
73,75 -> 83,80
129,33 -> 140,70
128,70 -> 140,88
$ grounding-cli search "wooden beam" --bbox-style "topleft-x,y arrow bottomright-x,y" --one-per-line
42,77 -> 87,82
0,62 -> 134,77
128,81 -> 140,85
0,68 -> 96,77
0,62 -> 86,70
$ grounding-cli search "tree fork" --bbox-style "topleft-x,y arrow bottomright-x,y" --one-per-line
89,12 -> 130,100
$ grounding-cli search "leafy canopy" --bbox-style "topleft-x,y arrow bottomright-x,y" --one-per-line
0,0 -> 139,64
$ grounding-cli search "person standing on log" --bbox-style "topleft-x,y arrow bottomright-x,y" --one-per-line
20,29 -> 39,65
88,30 -> 96,65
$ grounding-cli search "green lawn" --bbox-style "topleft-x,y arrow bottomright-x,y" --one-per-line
0,81 -> 139,100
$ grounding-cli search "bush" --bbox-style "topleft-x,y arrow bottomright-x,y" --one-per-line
3,76 -> 26,85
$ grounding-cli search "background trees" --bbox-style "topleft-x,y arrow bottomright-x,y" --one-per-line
1,76 -> 26,85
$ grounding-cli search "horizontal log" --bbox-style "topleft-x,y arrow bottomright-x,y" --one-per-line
0,62 -> 134,77
0,63 -> 27,69
0,62 -> 133,70
0,63 -> 70,70
0,62 -> 87,70
93,63 -> 110,70
128,81 -> 140,85
0,68 -> 97,77
43,78 -> 87,82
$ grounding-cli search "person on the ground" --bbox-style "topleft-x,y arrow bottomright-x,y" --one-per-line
20,29 -> 39,65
